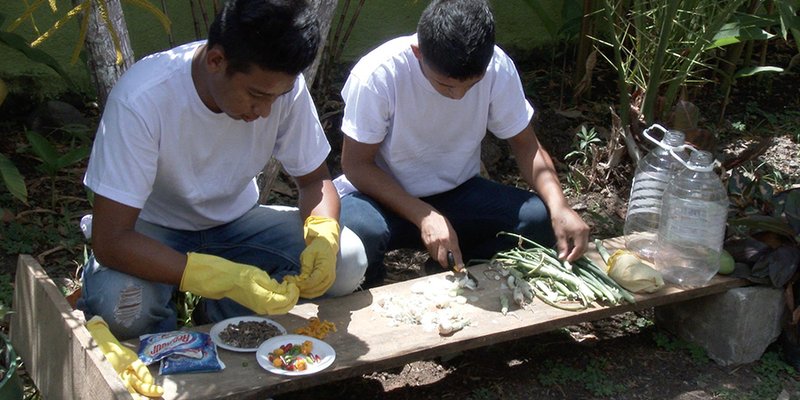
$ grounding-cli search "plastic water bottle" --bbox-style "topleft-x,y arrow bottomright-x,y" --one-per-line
623,125 -> 686,261
654,149 -> 729,288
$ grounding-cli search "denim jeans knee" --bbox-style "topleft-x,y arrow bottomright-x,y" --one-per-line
340,193 -> 393,286
77,255 -> 177,340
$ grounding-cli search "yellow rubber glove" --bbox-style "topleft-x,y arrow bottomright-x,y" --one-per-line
286,216 -> 340,298
181,253 -> 300,315
85,316 -> 164,398
607,250 -> 665,293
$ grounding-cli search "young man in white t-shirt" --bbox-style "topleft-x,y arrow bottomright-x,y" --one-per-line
335,0 -> 589,287
79,0 -> 367,343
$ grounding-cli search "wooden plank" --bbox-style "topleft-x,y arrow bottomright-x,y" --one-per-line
10,255 -> 133,400
146,237 -> 749,399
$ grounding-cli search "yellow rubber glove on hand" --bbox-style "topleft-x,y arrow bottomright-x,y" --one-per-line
85,316 -> 164,398
607,250 -> 665,293
286,216 -> 340,299
181,253 -> 300,315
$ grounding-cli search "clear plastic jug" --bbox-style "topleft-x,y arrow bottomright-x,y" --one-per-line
623,124 -> 687,261
654,149 -> 729,288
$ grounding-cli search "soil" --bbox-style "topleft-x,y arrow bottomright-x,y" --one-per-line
2,39 -> 800,399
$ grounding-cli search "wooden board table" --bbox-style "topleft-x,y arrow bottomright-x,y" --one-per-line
148,238 -> 748,399
12,241 -> 748,400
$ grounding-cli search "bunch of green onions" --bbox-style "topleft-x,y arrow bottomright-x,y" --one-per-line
492,232 -> 635,311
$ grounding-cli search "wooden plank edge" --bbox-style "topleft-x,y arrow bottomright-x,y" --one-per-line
10,254 -> 134,399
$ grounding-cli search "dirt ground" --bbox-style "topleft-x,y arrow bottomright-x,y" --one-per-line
2,39 -> 800,399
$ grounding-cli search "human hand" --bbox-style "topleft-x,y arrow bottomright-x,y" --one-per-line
550,207 -> 590,261
85,316 -> 164,398
419,211 -> 462,268
286,216 -> 340,298
181,253 -> 300,315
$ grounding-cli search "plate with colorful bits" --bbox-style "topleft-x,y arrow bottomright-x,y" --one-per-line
256,334 -> 335,376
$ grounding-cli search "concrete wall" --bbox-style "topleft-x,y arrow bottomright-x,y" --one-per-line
0,0 -> 560,99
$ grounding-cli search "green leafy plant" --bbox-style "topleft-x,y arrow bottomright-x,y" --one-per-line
592,0 -> 748,163
175,291 -> 200,328
24,130 -> 91,210
0,210 -> 84,257
581,358 -> 627,396
565,125 -> 602,166
0,153 -> 27,205
753,352 -> 796,399
563,125 -> 604,194
715,351 -> 798,400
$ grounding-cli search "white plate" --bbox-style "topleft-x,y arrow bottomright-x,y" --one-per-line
256,334 -> 336,376
209,316 -> 287,352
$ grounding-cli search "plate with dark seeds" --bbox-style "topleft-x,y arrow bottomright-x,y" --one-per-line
209,316 -> 287,352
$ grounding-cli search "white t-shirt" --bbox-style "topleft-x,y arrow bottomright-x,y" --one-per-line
334,34 -> 534,198
84,41 -> 330,230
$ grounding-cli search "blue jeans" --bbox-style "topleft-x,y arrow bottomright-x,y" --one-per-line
77,205 -> 366,340
340,176 -> 555,287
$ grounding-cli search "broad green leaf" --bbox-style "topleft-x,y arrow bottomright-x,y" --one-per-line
0,153 -> 28,204
709,21 -> 775,49
56,146 -> 91,170
733,66 -> 783,78
0,30 -> 73,86
26,131 -> 61,167
777,1 -> 800,39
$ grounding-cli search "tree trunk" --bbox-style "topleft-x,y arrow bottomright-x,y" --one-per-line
258,0 -> 339,204
305,0 -> 338,88
76,0 -> 135,107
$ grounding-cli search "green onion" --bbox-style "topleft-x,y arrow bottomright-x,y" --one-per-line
493,232 -> 636,311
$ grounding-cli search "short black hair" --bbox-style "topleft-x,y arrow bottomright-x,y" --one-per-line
207,0 -> 320,76
417,0 -> 495,80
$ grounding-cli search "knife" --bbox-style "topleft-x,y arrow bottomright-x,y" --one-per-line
447,251 -> 478,287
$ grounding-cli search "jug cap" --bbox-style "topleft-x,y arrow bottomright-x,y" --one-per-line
670,148 -> 717,172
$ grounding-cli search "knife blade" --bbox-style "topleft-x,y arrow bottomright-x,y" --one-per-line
447,251 -> 478,287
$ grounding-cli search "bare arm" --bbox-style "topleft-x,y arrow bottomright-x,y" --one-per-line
293,162 -> 340,221
508,124 -> 589,261
341,136 -> 461,266
91,195 -> 187,285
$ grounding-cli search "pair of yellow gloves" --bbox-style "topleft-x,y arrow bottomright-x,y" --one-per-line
86,216 -> 339,397
181,215 -> 340,314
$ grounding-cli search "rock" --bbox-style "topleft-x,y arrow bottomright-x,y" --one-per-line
27,100 -> 90,132
655,286 -> 784,366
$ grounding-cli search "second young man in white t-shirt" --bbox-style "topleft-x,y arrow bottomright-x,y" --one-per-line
334,0 -> 589,287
